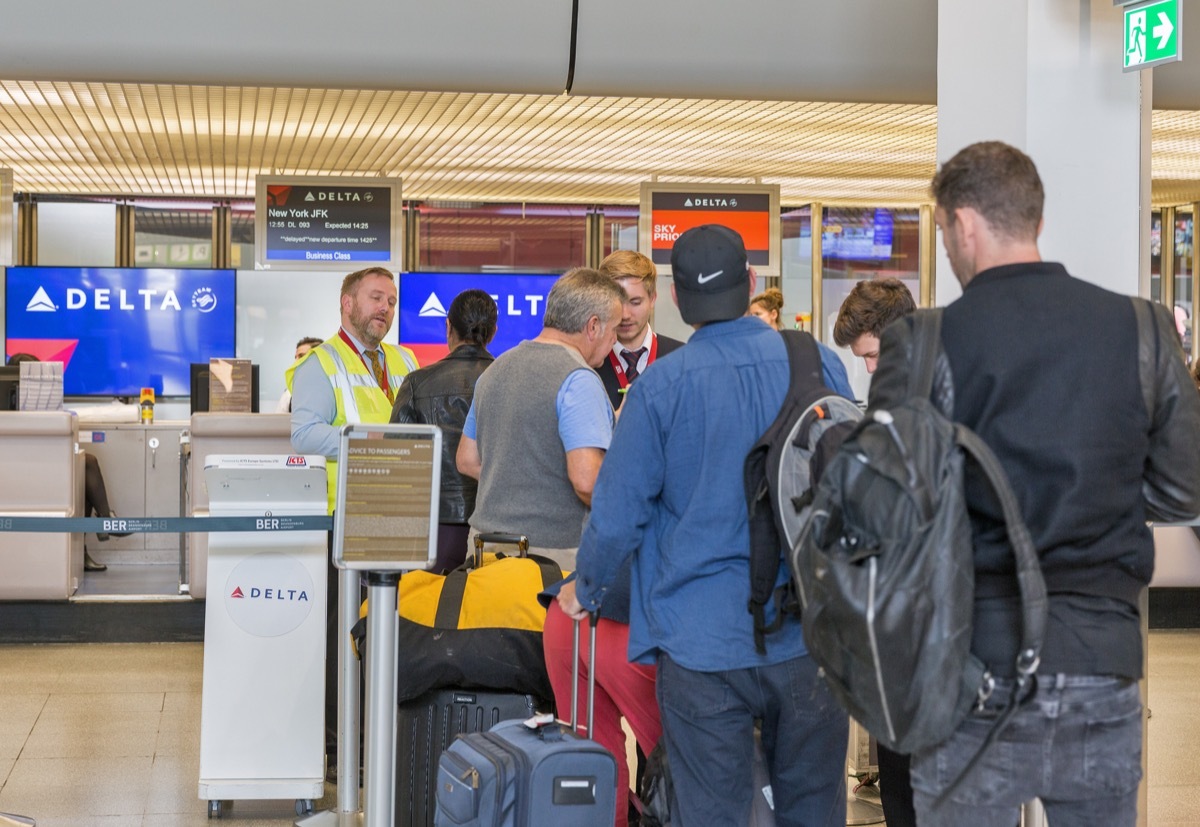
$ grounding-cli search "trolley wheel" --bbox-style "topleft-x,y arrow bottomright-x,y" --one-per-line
296,798 -> 315,816
207,799 -> 223,819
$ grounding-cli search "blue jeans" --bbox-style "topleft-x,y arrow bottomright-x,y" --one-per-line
911,674 -> 1142,827
656,653 -> 848,827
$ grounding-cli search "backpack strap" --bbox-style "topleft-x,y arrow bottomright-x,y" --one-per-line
746,329 -> 824,654
953,427 -> 1047,676
908,308 -> 943,401
935,424 -> 1048,807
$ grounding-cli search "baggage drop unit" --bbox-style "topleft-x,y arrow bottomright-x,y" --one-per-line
197,455 -> 329,820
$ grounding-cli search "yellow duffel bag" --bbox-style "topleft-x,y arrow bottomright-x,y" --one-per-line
361,546 -> 564,704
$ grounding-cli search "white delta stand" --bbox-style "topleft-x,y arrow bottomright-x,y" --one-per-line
198,454 -> 329,820
299,423 -> 441,827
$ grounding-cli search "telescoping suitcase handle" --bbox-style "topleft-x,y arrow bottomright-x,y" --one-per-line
472,532 -> 529,568
569,612 -> 601,738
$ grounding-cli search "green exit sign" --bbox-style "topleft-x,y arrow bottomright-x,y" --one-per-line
1124,0 -> 1182,71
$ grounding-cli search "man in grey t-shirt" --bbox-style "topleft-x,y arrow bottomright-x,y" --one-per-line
456,267 -> 625,569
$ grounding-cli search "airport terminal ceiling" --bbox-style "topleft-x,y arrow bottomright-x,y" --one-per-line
0,0 -> 1198,206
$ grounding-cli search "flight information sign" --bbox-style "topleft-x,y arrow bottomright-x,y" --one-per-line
254,175 -> 402,271
638,182 -> 781,276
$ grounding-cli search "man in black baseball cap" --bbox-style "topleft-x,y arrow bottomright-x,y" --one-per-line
670,224 -> 753,325
560,223 -> 849,825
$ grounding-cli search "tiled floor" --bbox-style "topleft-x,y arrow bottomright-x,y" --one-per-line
0,632 -> 1197,825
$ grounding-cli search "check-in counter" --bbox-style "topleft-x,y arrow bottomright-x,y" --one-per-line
76,420 -> 187,568
187,413 -> 295,598
0,411 -> 85,599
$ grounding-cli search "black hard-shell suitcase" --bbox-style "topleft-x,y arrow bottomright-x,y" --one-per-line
396,687 -> 543,827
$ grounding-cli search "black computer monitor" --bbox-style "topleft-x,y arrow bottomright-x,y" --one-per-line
0,365 -> 19,411
189,363 -> 260,414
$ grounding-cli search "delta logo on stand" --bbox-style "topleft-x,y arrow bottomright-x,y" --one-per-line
224,552 -> 316,638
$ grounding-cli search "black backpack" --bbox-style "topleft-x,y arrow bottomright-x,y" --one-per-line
744,329 -> 862,654
790,309 -> 1047,767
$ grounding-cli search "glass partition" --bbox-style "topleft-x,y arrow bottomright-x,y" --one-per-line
415,203 -> 587,271
1175,209 -> 1194,361
780,206 -> 814,330
819,207 -> 920,402
36,197 -> 118,266
1151,210 -> 1163,303
602,206 -> 639,258
231,200 -> 254,270
132,199 -> 214,267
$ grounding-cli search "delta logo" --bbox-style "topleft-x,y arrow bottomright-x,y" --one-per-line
419,290 -> 545,318
25,285 -> 190,312
303,190 -> 371,202
285,456 -> 307,466
683,196 -> 738,208
229,583 -> 310,602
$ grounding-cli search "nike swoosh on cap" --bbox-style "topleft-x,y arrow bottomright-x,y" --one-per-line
696,270 -> 724,284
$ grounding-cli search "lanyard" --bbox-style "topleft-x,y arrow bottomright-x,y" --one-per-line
338,329 -> 390,397
607,334 -> 659,389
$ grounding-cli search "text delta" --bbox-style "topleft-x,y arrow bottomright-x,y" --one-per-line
238,585 -> 310,602
481,294 -> 545,316
65,288 -> 182,311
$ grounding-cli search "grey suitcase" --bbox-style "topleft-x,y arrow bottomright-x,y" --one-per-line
434,615 -> 618,826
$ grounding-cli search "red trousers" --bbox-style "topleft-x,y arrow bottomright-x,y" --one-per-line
542,602 -> 661,827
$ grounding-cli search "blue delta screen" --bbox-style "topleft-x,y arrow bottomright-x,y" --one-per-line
5,267 -> 237,397
398,272 -> 562,365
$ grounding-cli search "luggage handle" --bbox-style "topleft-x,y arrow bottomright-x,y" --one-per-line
472,532 -> 529,568
569,612 -> 601,740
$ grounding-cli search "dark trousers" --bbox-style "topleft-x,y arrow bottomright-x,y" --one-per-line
655,652 -> 847,827
911,675 -> 1142,827
434,522 -> 470,573
83,452 -> 112,518
876,744 -> 917,827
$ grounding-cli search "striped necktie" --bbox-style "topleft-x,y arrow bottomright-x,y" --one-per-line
364,350 -> 394,404
622,347 -> 648,382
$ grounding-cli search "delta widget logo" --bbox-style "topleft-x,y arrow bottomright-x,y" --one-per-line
420,292 -> 448,317
191,287 -> 218,313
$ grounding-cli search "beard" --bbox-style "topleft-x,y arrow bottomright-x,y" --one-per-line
348,299 -> 390,348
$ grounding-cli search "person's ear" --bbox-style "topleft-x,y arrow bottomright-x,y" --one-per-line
748,266 -> 758,296
671,283 -> 679,308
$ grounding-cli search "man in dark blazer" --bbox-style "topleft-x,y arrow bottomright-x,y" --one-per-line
595,249 -> 684,409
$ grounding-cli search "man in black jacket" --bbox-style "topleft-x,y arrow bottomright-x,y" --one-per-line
870,141 -> 1200,826
390,288 -> 496,572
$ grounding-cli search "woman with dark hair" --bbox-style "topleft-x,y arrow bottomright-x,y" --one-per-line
390,289 -> 498,571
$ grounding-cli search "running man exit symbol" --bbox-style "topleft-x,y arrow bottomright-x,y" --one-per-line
1124,0 -> 1181,71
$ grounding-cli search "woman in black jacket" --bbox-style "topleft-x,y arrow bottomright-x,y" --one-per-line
390,289 -> 497,571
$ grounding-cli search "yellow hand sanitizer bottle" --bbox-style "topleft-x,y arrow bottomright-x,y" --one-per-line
139,387 -> 155,424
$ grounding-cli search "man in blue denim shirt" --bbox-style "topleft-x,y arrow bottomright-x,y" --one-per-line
560,225 -> 848,827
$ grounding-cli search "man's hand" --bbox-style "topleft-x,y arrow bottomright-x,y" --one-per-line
556,579 -> 589,621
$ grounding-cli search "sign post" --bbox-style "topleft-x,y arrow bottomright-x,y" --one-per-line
1124,0 -> 1182,71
